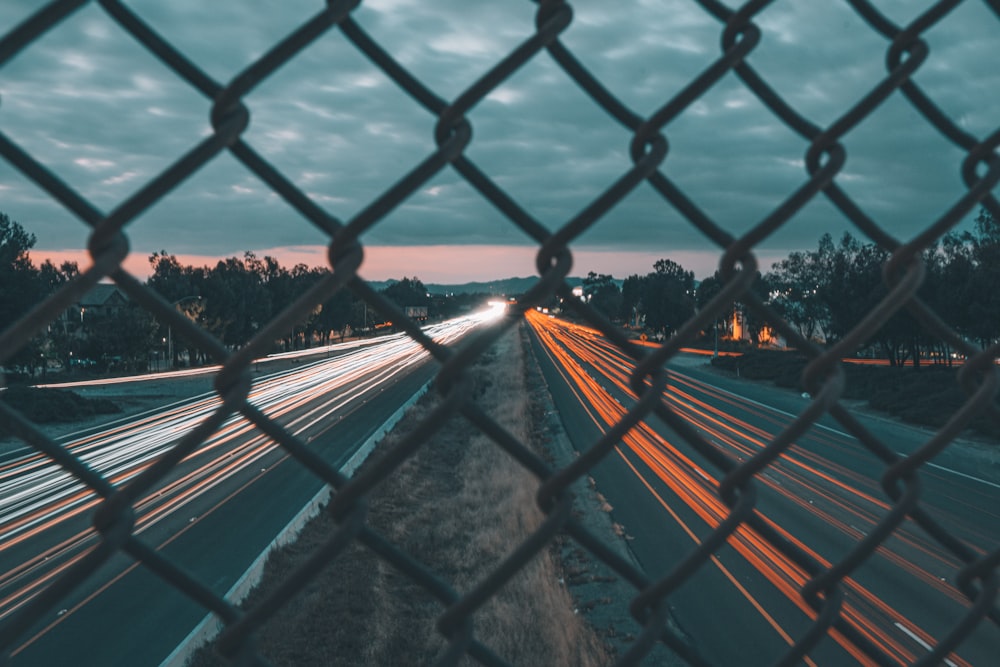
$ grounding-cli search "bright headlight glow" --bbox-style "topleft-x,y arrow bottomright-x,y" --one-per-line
481,301 -> 508,321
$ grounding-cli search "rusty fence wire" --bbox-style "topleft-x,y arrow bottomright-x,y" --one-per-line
1,1 -> 1000,665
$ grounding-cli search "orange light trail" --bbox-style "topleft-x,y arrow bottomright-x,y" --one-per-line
526,310 -> 978,666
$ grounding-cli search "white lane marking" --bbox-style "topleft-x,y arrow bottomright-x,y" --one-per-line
675,370 -> 1000,490
914,459 -> 1000,491
894,622 -> 957,667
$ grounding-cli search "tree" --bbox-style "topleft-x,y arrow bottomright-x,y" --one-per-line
766,235 -> 833,342
653,258 -> 694,282
815,232 -> 929,366
764,229 -> 969,366
582,272 -> 622,320
147,251 -> 200,304
695,272 -> 723,311
381,277 -> 428,307
199,252 -> 272,349
618,274 -> 644,327
0,212 -> 55,375
819,233 -> 886,347
632,259 -> 695,336
315,288 -> 363,342
933,230 -> 978,347
695,271 -> 727,342
262,258 -> 324,350
79,305 -> 157,373
0,212 -> 40,329
37,260 -> 82,370
735,271 -> 773,347
962,208 -> 1000,348
380,277 -> 429,326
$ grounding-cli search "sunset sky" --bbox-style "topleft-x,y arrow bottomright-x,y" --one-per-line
1,1 -> 997,283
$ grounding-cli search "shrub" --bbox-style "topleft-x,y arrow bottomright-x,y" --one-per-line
0,386 -> 120,424
713,351 -> 999,439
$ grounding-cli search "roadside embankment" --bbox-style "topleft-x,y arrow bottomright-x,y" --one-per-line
710,349 -> 1000,440
185,324 -> 659,665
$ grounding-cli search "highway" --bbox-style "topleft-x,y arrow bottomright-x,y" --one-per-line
0,309 -> 500,666
526,310 -> 1000,666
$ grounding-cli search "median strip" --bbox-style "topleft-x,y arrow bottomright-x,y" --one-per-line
172,326 -> 646,666
161,379 -> 431,667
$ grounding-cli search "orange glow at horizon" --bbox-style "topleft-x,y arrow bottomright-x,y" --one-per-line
29,244 -> 733,283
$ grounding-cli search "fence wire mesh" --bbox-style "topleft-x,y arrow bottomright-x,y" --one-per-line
1,1 -> 999,665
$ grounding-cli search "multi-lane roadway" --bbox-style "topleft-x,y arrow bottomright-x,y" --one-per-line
527,309 -> 1000,666
5,305 -> 997,666
0,310 -> 500,666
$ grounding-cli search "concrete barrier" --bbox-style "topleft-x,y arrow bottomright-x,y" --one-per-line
160,380 -> 431,667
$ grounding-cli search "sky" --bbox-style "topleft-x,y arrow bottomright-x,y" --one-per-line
0,1 -> 997,283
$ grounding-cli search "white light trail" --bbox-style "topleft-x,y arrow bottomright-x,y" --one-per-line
0,310 -> 497,557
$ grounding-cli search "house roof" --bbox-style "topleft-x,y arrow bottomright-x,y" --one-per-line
79,283 -> 128,307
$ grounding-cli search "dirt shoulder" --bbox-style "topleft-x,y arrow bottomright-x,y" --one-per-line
185,325 -> 681,666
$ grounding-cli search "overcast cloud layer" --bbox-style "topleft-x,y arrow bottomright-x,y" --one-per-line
1,1 -> 997,280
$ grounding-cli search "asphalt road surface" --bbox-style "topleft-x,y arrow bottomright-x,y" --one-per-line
527,310 -> 1000,667
1,314 -> 497,666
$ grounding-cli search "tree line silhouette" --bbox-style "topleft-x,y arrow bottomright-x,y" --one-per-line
2,207 -> 998,376
582,208 -> 998,367
0,211 -> 473,377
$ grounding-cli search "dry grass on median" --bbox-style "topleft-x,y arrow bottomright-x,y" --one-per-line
189,326 -> 611,666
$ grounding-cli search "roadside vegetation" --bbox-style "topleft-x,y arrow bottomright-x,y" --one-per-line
0,211 -> 491,381
711,349 -> 1000,438
0,386 -> 120,424
576,207 -> 1000,372
188,328 -> 612,667
4,206 -> 999,382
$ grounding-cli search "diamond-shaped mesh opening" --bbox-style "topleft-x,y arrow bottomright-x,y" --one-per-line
1,2 -> 998,666
0,5 -> 210,206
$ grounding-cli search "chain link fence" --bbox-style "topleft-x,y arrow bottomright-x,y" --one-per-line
1,1 -> 999,665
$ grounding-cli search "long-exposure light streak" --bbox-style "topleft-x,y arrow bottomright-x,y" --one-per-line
526,309 -> 980,666
0,307 -> 503,634
11,448 -> 296,658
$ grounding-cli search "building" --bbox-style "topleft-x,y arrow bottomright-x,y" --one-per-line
404,305 -> 428,321
63,283 -> 129,327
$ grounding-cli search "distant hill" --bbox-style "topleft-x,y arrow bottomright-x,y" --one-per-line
425,276 -> 585,296
366,276 -> 586,296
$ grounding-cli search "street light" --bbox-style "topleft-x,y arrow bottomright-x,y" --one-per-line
168,296 -> 201,369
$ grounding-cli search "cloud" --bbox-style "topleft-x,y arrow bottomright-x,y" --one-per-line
102,170 -> 140,186
74,157 -> 116,170
0,0 -> 997,282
